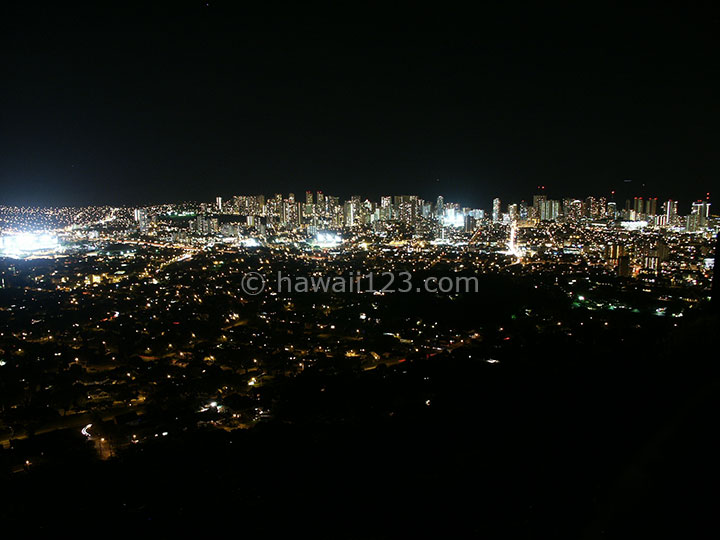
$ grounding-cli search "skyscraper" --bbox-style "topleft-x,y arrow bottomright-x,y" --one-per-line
532,193 -> 546,218
492,198 -> 501,222
687,200 -> 711,232
713,232 -> 720,311
645,197 -> 657,216
343,200 -> 355,227
633,197 -> 644,217
395,195 -> 417,224
436,195 -> 444,219
664,200 -> 678,226
607,201 -> 617,219
563,199 -> 583,221
134,208 -> 148,232
585,196 -> 597,218
540,200 -> 560,221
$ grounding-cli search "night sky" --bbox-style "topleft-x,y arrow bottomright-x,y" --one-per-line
2,2 -> 719,208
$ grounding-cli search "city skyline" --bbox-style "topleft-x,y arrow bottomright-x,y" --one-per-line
0,187 -> 713,215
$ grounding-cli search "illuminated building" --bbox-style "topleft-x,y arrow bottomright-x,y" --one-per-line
605,243 -> 626,265
645,197 -> 657,216
395,195 -> 418,224
134,208 -> 148,232
664,199 -> 679,226
633,197 -> 643,216
492,198 -> 501,222
464,215 -> 477,233
532,193 -> 546,219
643,255 -> 659,273
540,200 -> 560,221
687,200 -> 711,232
607,201 -> 617,219
519,201 -> 528,220
713,232 -> 720,311
585,196 -> 597,218
563,199 -> 583,221
344,200 -> 355,227
436,195 -> 444,219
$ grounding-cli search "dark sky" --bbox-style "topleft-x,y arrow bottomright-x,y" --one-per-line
2,2 -> 719,209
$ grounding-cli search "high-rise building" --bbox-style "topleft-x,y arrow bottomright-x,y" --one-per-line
540,200 -> 560,221
687,200 -> 711,232
605,244 -> 626,264
492,198 -> 501,222
607,201 -> 617,219
343,200 -> 355,227
563,199 -> 583,221
216,196 -> 223,212
134,208 -> 148,232
194,214 -> 218,235
519,201 -> 528,220
598,197 -> 608,218
632,197 -> 644,218
585,196 -> 597,218
664,200 -> 678,226
233,194 -> 265,216
713,232 -> 720,311
394,195 -> 418,224
533,194 -> 546,218
265,194 -> 283,227
643,255 -> 659,273
282,195 -> 299,228
645,197 -> 657,216
464,215 -> 477,233
698,200 -> 711,226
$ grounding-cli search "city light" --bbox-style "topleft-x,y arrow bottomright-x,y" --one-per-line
239,238 -> 261,247
310,232 -> 342,248
1,232 -> 60,258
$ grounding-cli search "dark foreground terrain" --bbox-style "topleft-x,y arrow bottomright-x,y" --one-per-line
2,304 -> 719,538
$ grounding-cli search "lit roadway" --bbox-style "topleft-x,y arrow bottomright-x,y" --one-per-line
0,405 -> 144,449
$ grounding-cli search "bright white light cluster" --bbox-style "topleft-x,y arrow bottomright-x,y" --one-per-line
239,238 -> 260,247
441,208 -> 465,227
1,232 -> 60,257
311,232 -> 342,247
620,220 -> 648,231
